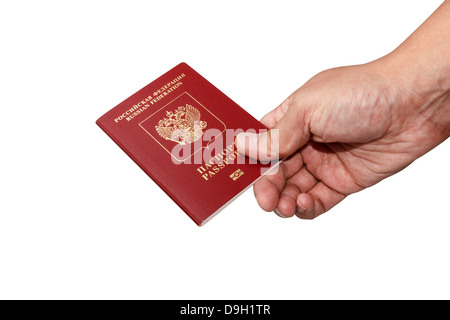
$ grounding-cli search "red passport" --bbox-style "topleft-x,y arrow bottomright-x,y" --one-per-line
97,63 -> 275,225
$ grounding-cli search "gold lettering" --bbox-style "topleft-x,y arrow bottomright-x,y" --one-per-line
114,74 -> 185,124
195,142 -> 238,181
197,166 -> 206,174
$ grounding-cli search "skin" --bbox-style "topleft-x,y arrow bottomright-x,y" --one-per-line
236,0 -> 450,219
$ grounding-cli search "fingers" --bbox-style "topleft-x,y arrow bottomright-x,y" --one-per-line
253,152 -> 304,212
253,167 -> 286,212
276,184 -> 300,218
255,159 -> 347,220
236,95 -> 311,161
242,88 -> 348,220
271,165 -> 317,218
295,182 -> 346,219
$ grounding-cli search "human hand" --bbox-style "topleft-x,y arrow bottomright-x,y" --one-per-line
236,1 -> 450,219
237,61 -> 449,219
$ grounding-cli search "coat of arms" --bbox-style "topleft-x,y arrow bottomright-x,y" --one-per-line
155,104 -> 207,145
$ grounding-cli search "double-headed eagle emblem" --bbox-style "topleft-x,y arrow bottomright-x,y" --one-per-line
155,104 -> 207,145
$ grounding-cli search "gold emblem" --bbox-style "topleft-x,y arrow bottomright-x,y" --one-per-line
230,169 -> 244,181
155,104 -> 207,145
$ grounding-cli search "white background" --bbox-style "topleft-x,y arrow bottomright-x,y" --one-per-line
0,0 -> 449,300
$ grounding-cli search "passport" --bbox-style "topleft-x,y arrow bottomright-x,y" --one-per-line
96,63 -> 276,225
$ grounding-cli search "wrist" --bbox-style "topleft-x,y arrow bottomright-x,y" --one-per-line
367,53 -> 449,150
372,0 -> 450,140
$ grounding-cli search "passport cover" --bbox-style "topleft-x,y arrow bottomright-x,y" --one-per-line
97,63 -> 274,225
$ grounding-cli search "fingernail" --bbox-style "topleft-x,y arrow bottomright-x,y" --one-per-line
296,200 -> 306,213
274,208 -> 287,218
235,133 -> 245,150
236,133 -> 259,152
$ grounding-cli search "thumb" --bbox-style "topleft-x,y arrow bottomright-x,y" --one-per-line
236,100 -> 310,161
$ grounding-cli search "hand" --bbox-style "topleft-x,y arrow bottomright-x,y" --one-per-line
237,62 -> 449,219
236,0 -> 450,219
